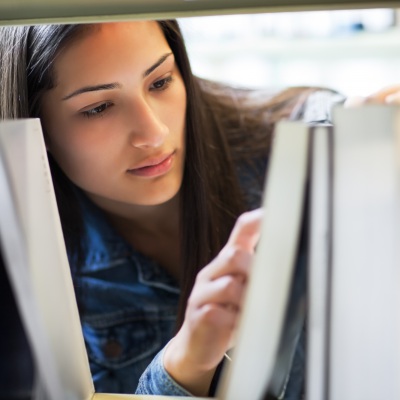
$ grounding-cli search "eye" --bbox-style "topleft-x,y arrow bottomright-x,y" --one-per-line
82,102 -> 112,118
150,76 -> 173,91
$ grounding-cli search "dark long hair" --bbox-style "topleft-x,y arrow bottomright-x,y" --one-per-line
0,21 -> 321,328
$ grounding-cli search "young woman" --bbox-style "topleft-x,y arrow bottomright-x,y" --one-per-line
0,20 -> 344,398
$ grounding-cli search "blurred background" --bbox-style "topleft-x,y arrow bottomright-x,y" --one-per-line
178,8 -> 400,98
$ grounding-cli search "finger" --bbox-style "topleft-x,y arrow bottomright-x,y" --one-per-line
226,208 -> 263,252
345,85 -> 400,108
199,247 -> 253,282
189,274 -> 246,310
384,92 -> 400,105
365,84 -> 400,103
192,303 -> 239,334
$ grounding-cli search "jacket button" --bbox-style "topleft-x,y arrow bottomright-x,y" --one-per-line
103,339 -> 123,358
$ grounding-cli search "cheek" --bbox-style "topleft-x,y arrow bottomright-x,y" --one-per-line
166,81 -> 187,140
48,125 -> 113,186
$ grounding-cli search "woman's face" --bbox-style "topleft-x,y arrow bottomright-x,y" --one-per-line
41,21 -> 187,214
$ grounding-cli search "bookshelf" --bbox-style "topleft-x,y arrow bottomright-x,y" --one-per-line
0,0 -> 399,25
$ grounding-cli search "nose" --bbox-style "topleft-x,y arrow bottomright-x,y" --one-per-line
129,97 -> 169,149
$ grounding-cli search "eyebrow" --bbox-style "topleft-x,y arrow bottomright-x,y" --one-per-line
143,52 -> 173,78
62,83 -> 121,101
62,52 -> 174,101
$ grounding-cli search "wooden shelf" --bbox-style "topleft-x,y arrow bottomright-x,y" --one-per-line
0,0 -> 399,26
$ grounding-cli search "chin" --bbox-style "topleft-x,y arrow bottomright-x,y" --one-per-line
136,185 -> 181,207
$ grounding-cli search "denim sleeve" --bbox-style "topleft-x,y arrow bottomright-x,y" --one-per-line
135,346 -> 194,396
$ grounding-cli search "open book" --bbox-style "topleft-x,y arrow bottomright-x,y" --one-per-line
1,106 -> 400,400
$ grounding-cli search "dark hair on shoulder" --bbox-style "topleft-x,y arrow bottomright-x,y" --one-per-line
0,20 -> 328,328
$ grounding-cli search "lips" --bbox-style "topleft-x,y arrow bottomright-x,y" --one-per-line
127,151 -> 175,178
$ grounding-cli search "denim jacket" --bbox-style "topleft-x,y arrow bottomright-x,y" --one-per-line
71,192 -> 180,394
71,89 -> 343,398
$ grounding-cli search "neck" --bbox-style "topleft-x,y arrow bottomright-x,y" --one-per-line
105,194 -> 181,239
85,192 -> 182,279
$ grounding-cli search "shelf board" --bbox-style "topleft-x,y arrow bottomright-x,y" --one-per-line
0,0 -> 400,26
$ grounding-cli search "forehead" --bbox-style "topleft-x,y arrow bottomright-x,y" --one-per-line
52,21 -> 171,86
65,20 -> 168,55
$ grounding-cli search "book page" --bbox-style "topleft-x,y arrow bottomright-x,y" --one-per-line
0,119 -> 94,400
218,121 -> 311,400
306,125 -> 333,400
330,105 -> 400,399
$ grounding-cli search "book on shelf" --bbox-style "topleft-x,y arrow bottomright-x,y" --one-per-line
1,105 -> 400,400
305,123 -> 333,400
219,104 -> 400,400
0,119 -> 93,400
218,119 -> 314,400
327,104 -> 400,400
305,104 -> 400,400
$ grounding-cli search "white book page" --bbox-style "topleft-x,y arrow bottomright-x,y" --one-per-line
0,119 -> 94,400
0,128 -> 63,400
306,125 -> 332,400
218,121 -> 310,400
330,105 -> 400,400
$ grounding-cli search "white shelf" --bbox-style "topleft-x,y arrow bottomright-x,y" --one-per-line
0,0 -> 399,25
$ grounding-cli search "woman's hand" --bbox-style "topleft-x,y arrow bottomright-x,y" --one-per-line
345,84 -> 400,107
163,208 -> 263,396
